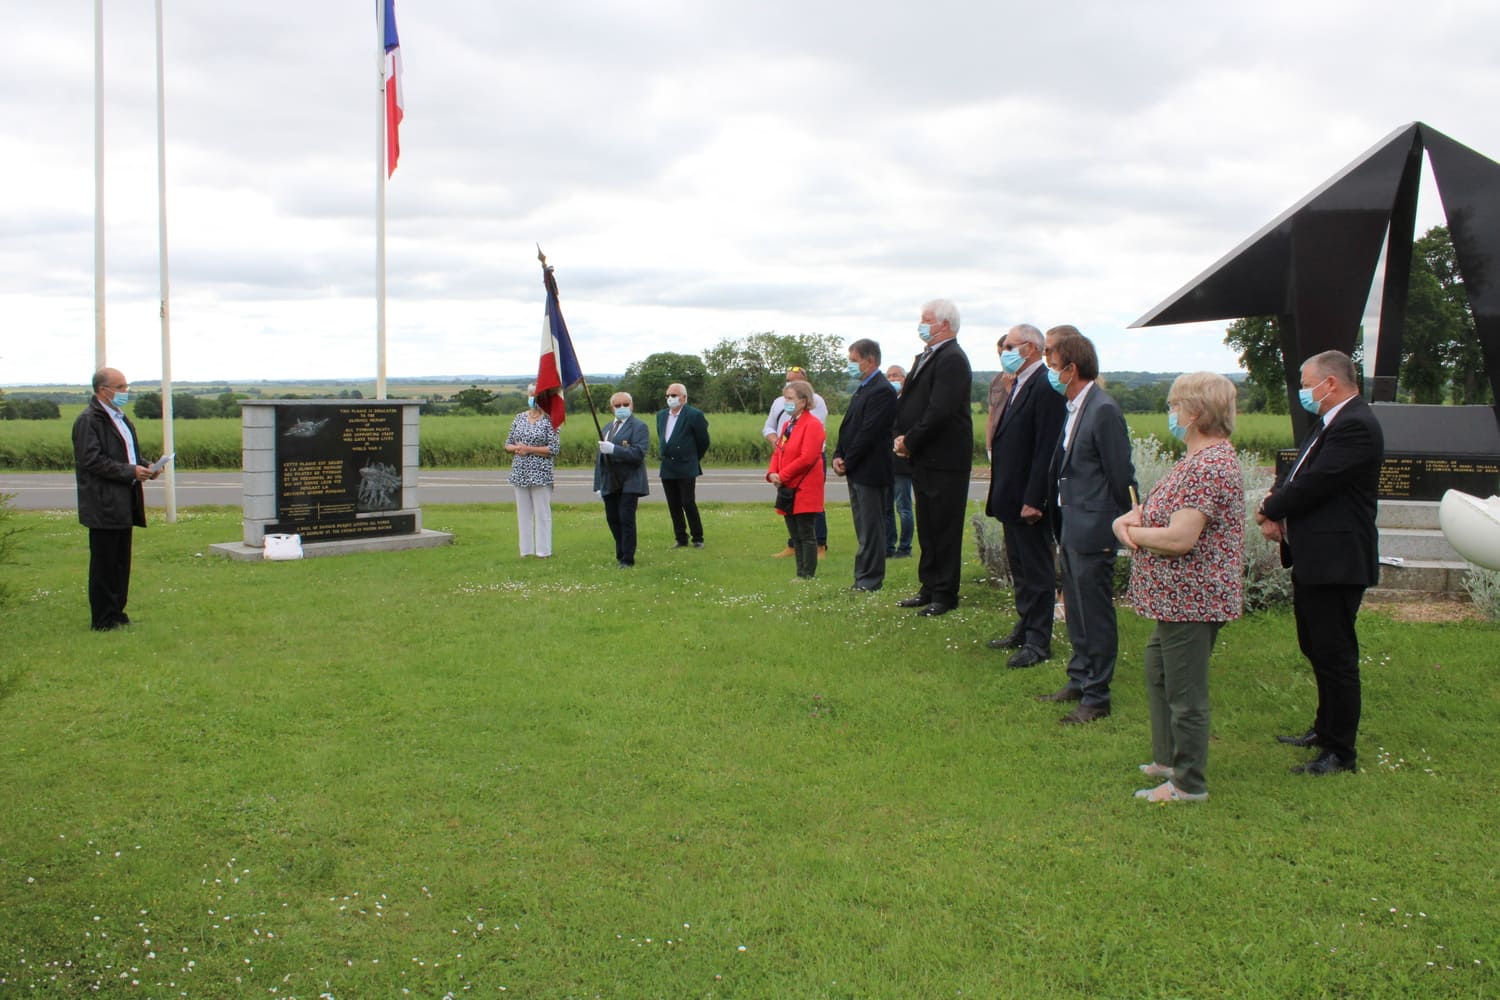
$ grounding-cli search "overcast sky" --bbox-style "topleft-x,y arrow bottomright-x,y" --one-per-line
3,0 -> 1497,386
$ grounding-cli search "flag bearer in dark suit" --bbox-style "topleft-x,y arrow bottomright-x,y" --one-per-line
892,298 -> 974,617
1257,350 -> 1384,776
985,324 -> 1068,668
656,383 -> 711,549
1040,330 -> 1136,724
594,392 -> 651,568
833,338 -> 898,592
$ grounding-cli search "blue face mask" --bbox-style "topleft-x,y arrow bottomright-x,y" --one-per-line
112,391 -> 130,408
917,323 -> 933,343
613,406 -> 632,421
1047,367 -> 1069,395
527,396 -> 536,409
1298,381 -> 1327,415
846,361 -> 862,379
999,348 -> 1024,374
889,380 -> 902,393
1168,409 -> 1188,441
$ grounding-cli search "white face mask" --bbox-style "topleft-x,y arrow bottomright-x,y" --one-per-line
666,396 -> 683,410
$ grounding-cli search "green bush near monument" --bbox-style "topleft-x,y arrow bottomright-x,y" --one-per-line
0,504 -> 1494,997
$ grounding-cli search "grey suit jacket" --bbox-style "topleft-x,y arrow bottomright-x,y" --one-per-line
1050,383 -> 1135,552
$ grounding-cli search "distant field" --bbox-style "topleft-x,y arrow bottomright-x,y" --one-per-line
1,407 -> 1299,471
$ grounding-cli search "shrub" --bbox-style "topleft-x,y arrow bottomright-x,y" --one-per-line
970,513 -> 1011,589
1462,566 -> 1500,622
0,493 -> 22,606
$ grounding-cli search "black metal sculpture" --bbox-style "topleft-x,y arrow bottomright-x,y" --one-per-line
1132,122 -> 1500,438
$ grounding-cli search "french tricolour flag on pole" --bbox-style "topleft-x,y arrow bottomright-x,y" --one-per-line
383,0 -> 403,176
536,265 -> 584,428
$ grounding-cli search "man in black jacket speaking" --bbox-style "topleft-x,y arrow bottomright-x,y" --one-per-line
73,368 -> 159,631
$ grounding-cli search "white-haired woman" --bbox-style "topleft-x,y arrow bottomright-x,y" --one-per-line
504,383 -> 561,557
1113,372 -> 1244,803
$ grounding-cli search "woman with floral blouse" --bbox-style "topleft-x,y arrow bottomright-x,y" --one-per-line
1113,372 -> 1244,803
504,383 -> 561,558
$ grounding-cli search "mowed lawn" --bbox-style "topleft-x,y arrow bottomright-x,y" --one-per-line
1,502 -> 1496,998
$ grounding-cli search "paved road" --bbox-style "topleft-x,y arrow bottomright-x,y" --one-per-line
1,469 -> 992,510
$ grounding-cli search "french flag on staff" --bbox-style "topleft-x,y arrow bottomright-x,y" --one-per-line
383,0 -> 403,175
535,261 -> 584,428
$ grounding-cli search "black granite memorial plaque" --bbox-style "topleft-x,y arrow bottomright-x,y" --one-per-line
274,405 -> 410,538
1275,450 -> 1500,501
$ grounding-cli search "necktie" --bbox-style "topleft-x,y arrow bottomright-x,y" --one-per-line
1288,417 -> 1324,481
911,347 -> 934,379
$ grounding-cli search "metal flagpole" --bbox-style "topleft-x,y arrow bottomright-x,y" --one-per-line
537,247 -> 603,440
94,0 -> 106,370
374,0 -> 388,400
155,0 -> 176,522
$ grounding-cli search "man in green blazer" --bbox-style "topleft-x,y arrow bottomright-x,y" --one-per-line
656,382 -> 712,548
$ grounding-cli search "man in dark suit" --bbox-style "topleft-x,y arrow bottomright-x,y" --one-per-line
656,382 -> 711,549
884,364 -> 914,558
892,298 -> 973,617
1039,330 -> 1136,723
594,392 -> 651,567
73,367 -> 159,631
833,338 -> 898,592
985,324 -> 1067,668
1257,350 -> 1384,775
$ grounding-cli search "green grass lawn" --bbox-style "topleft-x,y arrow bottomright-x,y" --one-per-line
1,503 -> 1495,998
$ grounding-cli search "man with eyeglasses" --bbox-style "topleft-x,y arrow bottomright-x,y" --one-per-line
656,383 -> 711,549
985,324 -> 1067,668
72,368 -> 160,631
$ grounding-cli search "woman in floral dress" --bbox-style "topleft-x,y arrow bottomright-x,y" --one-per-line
504,383 -> 561,557
1113,373 -> 1244,803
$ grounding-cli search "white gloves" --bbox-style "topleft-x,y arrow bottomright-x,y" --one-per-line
598,440 -> 616,455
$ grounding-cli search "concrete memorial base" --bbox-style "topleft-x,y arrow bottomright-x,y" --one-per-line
209,528 -> 453,562
210,399 -> 453,561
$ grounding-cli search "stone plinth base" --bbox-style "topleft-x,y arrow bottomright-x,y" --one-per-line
208,529 -> 454,562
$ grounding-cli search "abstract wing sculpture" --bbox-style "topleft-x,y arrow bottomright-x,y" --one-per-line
1438,490 -> 1500,571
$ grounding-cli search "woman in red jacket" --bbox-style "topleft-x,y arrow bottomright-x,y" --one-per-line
768,379 -> 827,580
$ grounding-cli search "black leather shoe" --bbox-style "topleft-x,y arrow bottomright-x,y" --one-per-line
895,595 -> 928,608
1059,703 -> 1111,725
1290,751 -> 1356,775
1036,686 -> 1082,703
986,628 -> 1026,650
1276,729 -> 1321,748
672,542 -> 689,549
916,602 -> 952,617
1006,644 -> 1050,669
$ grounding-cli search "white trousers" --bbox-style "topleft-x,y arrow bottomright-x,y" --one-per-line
514,484 -> 554,557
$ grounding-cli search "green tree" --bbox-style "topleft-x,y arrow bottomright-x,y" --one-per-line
1223,316 -> 1287,414
216,391 -> 244,419
133,393 -> 163,419
1409,225 -> 1488,405
696,332 -> 849,413
452,385 -> 497,414
1401,254 -> 1456,402
622,352 -> 709,408
10,398 -> 61,420
172,393 -> 203,419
